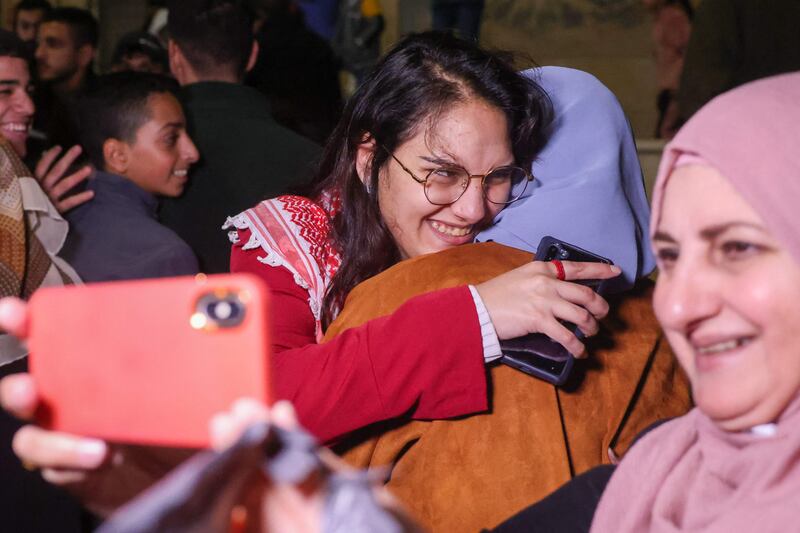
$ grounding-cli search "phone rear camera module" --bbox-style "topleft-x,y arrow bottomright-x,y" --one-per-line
193,291 -> 247,330
547,244 -> 570,261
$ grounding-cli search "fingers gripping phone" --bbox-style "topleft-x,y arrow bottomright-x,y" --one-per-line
499,236 -> 613,386
28,274 -> 273,448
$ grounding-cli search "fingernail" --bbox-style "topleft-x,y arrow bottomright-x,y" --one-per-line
610,265 -> 621,274
77,439 -> 107,467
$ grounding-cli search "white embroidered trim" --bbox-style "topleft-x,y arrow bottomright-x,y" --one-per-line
242,231 -> 261,251
256,250 -> 283,268
293,272 -> 310,290
309,296 -> 321,320
223,214 -> 249,232
225,203 -> 325,323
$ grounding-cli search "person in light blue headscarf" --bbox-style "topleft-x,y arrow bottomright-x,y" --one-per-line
478,66 -> 655,294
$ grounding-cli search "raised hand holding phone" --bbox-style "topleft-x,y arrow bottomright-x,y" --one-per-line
476,246 -> 618,353
0,274 -> 274,516
502,236 -> 615,385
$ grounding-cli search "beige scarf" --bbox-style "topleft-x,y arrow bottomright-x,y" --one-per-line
0,138 -> 80,364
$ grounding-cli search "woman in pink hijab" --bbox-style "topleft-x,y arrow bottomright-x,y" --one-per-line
488,71 -> 800,533
591,71 -> 800,532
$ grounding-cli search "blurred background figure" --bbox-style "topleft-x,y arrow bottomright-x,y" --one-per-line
333,0 -> 383,84
246,0 -> 342,144
30,7 -> 98,160
431,0 -> 484,43
146,5 -> 169,45
35,8 -> 97,101
296,0 -> 339,41
109,31 -> 168,74
642,0 -> 691,139
12,0 -> 51,50
159,0 -> 320,274
667,0 -> 800,135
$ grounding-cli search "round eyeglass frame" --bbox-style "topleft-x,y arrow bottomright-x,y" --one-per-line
383,148 -> 534,206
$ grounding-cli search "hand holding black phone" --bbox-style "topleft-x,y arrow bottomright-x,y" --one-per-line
499,236 -> 613,386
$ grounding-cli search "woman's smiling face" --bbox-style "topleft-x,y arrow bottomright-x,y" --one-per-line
374,98 -> 514,259
652,164 -> 800,431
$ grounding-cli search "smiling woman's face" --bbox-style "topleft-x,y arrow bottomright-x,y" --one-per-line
652,164 -> 800,431
374,98 -> 513,260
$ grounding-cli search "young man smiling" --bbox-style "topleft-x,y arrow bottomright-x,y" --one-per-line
0,29 -> 87,532
0,28 -> 84,315
0,39 -> 34,157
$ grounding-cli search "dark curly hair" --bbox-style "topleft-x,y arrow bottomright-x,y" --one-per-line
312,31 -> 552,328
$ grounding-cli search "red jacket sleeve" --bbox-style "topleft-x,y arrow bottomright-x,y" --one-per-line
231,239 -> 488,442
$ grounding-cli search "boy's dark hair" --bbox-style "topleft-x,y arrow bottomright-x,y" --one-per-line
41,7 -> 98,48
77,72 -> 180,169
0,29 -> 31,61
166,0 -> 254,78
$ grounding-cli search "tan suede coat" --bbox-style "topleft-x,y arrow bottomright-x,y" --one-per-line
323,242 -> 691,532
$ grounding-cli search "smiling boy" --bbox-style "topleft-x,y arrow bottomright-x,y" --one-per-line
60,71 -> 199,282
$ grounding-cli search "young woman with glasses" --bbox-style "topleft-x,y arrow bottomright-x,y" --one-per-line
0,32 -> 621,518
225,31 -> 620,442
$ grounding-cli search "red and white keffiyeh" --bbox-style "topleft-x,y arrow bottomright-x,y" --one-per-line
224,194 -> 341,342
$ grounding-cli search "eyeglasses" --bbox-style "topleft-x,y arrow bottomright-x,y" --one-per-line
384,149 -> 533,206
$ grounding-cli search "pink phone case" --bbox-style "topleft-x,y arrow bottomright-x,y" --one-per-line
28,274 -> 272,448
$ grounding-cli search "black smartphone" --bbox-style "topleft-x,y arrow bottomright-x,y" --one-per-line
499,236 -> 613,386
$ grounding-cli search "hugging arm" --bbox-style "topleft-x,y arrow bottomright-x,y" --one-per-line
232,245 -> 489,443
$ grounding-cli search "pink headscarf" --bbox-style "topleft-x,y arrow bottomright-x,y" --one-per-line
651,71 -> 800,263
590,72 -> 800,533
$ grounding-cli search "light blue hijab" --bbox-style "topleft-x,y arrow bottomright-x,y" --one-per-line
477,66 -> 655,293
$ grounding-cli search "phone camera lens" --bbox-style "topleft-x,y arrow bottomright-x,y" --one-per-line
207,300 -> 241,321
550,244 -> 570,260
195,292 -> 246,330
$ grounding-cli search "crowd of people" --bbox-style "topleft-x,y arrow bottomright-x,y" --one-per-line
1,0 -> 799,532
